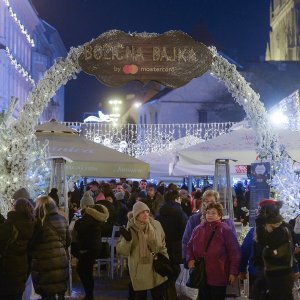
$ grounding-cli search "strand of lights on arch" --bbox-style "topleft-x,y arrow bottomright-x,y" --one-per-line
2,0 -> 35,47
5,47 -> 35,86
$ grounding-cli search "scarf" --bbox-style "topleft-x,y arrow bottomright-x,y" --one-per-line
132,219 -> 157,264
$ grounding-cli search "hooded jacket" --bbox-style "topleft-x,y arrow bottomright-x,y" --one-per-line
116,212 -> 168,291
30,202 -> 71,296
74,205 -> 109,257
0,211 -> 35,296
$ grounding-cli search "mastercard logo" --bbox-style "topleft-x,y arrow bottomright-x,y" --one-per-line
123,64 -> 138,74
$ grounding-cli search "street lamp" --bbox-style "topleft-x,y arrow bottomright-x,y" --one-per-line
108,99 -> 122,125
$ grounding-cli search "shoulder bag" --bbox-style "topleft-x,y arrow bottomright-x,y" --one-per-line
186,228 -> 216,289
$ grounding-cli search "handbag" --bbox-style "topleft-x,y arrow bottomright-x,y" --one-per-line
186,229 -> 216,289
150,250 -> 174,277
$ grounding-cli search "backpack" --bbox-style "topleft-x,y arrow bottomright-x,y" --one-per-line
262,226 -> 294,272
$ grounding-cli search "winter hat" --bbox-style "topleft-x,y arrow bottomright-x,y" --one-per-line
80,191 -> 94,209
115,191 -> 125,201
132,201 -> 150,219
258,199 -> 283,224
13,187 -> 30,200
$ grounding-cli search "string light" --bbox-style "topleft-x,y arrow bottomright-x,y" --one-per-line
2,0 -> 35,47
65,122 -> 234,157
5,47 -> 35,86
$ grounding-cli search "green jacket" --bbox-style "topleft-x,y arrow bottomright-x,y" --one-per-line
116,215 -> 168,291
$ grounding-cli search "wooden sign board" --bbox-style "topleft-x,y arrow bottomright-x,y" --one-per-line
78,30 -> 213,88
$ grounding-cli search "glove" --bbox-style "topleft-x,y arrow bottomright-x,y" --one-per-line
119,226 -> 132,242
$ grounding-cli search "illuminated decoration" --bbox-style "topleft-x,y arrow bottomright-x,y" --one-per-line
0,97 -> 50,215
83,111 -> 111,123
269,110 -> 289,127
65,122 -> 234,157
2,0 -> 35,47
5,47 -> 35,86
0,31 -> 299,218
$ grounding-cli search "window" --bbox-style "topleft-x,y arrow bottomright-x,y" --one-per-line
144,114 -> 147,124
155,111 -> 158,124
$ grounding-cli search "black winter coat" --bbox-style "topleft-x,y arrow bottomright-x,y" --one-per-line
74,206 -> 109,257
157,201 -> 188,264
0,211 -> 35,296
31,211 -> 71,296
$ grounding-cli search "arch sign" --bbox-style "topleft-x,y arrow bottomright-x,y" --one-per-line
3,29 -> 299,217
78,30 -> 213,88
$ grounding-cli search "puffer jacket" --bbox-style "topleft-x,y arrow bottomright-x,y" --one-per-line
0,211 -> 35,296
31,206 -> 71,296
187,220 -> 240,287
116,213 -> 168,291
74,205 -> 109,257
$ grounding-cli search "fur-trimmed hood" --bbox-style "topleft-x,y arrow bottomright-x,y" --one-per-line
85,205 -> 109,223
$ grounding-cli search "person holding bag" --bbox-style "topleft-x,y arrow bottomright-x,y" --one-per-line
187,202 -> 240,300
117,201 -> 168,300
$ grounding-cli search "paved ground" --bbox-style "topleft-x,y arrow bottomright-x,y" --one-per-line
30,264 -> 246,299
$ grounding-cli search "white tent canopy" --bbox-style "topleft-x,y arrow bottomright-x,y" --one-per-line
171,127 -> 300,176
35,121 -> 150,178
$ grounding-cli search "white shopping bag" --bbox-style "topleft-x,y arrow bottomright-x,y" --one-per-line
293,279 -> 300,300
175,264 -> 198,300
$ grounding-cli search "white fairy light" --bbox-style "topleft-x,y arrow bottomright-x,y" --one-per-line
3,0 -> 35,47
5,47 -> 35,86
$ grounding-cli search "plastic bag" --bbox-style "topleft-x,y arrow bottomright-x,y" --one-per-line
293,279 -> 300,300
175,264 -> 198,300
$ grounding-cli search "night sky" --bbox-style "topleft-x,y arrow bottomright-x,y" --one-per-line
31,0 -> 270,121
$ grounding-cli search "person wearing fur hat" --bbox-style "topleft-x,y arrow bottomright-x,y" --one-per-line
74,204 -> 109,300
117,201 -> 168,299
253,199 -> 295,300
30,195 -> 71,300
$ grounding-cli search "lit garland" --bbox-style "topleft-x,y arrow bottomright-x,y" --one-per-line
2,0 -> 35,47
209,46 -> 300,219
5,47 -> 35,86
65,121 -> 234,157
0,45 -> 83,215
0,36 -> 299,219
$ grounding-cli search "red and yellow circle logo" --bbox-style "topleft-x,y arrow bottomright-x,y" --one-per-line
123,64 -> 138,74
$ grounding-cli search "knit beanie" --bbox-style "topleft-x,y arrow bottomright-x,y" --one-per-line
80,191 -> 94,209
115,191 -> 125,201
13,187 -> 30,200
132,201 -> 150,219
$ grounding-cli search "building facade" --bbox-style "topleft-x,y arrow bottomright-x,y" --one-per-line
266,0 -> 300,60
0,0 -> 66,122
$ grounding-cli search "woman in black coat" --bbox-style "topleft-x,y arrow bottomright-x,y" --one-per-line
74,204 -> 109,300
0,198 -> 35,300
157,189 -> 188,299
30,196 -> 71,300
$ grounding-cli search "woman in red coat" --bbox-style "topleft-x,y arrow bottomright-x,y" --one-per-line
187,202 -> 240,300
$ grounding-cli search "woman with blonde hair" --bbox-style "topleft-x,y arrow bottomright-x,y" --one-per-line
30,196 -> 71,300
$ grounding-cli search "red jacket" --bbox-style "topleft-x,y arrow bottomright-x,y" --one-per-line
187,220 -> 240,286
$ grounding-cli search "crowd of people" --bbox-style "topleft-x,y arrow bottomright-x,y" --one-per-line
0,178 -> 298,300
